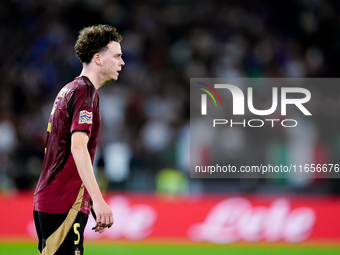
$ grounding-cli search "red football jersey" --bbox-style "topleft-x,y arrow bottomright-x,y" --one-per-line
33,76 -> 100,215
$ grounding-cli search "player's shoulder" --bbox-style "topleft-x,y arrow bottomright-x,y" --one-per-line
57,77 -> 94,98
68,76 -> 98,108
73,76 -> 96,95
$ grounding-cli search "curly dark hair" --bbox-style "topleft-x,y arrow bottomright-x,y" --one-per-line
75,24 -> 122,64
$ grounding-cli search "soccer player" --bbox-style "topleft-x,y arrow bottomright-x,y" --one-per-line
33,24 -> 125,255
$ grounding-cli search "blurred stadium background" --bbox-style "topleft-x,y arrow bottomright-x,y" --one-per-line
1,0 -> 340,254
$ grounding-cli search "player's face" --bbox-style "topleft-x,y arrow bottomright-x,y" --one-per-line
100,41 -> 125,82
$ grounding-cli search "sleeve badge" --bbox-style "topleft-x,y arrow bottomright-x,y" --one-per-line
79,110 -> 93,124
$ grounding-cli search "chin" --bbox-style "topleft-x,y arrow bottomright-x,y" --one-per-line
107,76 -> 118,82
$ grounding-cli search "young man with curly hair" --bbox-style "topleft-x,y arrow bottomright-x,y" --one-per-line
33,24 -> 125,255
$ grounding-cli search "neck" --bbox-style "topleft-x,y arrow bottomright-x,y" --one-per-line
79,66 -> 103,90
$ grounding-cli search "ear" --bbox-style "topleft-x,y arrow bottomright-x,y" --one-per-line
93,53 -> 102,65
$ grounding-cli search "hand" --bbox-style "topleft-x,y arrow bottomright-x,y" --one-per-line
91,199 -> 113,233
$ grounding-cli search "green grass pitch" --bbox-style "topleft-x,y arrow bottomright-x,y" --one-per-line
1,242 -> 340,255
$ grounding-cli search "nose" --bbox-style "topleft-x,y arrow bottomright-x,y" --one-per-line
120,58 -> 125,66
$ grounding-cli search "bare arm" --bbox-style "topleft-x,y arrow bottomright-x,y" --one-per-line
71,131 -> 113,233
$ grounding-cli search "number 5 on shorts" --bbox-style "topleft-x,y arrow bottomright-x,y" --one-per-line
74,223 -> 80,245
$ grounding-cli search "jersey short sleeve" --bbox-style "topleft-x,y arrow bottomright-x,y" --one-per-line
70,84 -> 97,137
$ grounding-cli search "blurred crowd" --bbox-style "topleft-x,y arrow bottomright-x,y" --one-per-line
0,0 -> 340,194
